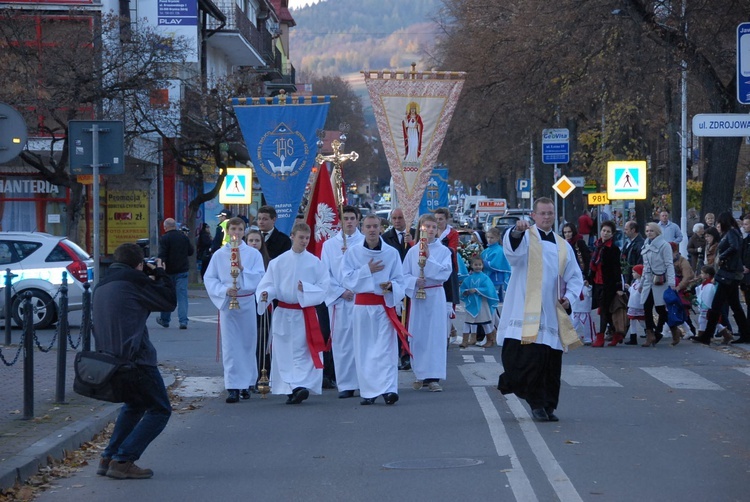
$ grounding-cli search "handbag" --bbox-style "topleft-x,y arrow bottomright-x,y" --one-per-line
73,351 -> 136,403
652,273 -> 666,285
714,268 -> 737,286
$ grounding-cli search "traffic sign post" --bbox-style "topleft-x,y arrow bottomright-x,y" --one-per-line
68,120 -> 125,175
0,102 -> 28,164
738,22 -> 750,105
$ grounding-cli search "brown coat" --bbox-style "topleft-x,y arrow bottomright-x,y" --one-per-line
674,255 -> 694,291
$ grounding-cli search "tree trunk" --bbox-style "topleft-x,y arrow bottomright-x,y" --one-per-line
701,136 -> 744,217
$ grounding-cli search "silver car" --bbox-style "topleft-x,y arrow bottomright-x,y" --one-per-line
0,232 -> 94,329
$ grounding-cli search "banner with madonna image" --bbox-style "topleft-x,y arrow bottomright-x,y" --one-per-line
363,69 -> 465,226
231,94 -> 332,235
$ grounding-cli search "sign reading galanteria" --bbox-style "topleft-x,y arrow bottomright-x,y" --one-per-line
219,168 -> 253,205
607,161 -> 647,200
552,175 -> 575,198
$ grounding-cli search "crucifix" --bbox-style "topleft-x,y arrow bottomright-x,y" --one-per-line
316,136 -> 359,250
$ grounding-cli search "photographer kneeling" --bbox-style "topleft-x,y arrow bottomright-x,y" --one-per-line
93,242 -> 177,479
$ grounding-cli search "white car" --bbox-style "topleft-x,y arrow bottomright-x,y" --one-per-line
0,232 -> 94,329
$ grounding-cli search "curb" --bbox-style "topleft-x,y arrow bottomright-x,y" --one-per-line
0,372 -> 176,491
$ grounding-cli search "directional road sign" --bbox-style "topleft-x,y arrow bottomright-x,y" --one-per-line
607,160 -> 647,200
692,114 -> 750,137
219,168 -> 253,205
552,175 -> 575,198
516,178 -> 530,192
738,22 -> 750,105
68,120 -> 124,175
542,128 -> 569,164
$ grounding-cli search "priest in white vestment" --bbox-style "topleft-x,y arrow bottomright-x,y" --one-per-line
403,214 -> 453,392
256,223 -> 329,404
321,206 -> 364,399
204,217 -> 266,403
496,198 -> 583,422
341,214 -> 407,405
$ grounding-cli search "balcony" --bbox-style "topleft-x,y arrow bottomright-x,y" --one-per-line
264,61 -> 296,94
205,1 -> 273,67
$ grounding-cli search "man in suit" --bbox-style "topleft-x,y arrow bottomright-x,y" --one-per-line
257,205 -> 291,260
621,220 -> 645,284
382,208 -> 414,261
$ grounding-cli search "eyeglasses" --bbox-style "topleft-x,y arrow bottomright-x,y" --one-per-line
535,212 -> 554,216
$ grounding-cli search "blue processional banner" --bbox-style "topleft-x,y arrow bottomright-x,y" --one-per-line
232,95 -> 331,235
419,167 -> 449,215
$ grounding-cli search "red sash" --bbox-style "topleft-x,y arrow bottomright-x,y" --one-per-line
277,301 -> 326,369
354,293 -> 412,356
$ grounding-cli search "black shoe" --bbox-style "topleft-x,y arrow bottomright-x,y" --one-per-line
690,335 -> 711,345
179,324 -> 187,330
240,389 -> 250,400
731,337 -> 750,344
226,389 -> 240,403
383,392 -> 399,405
155,318 -> 169,328
287,387 -> 309,404
545,409 -> 559,422
338,390 -> 355,399
360,397 -> 376,405
322,377 -> 337,389
624,336 -> 638,345
531,408 -> 549,421
398,357 -> 411,371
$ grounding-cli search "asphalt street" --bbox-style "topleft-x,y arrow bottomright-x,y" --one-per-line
20,292 -> 750,501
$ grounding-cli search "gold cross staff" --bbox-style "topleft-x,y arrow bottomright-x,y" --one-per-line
316,139 -> 358,250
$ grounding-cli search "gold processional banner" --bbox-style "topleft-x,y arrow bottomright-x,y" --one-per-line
363,69 -> 465,227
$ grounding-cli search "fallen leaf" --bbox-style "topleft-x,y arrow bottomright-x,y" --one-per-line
564,440 -> 580,445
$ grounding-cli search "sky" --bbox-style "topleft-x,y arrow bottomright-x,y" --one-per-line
287,0 -> 322,9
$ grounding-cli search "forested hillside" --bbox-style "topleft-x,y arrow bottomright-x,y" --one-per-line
290,0 -> 442,75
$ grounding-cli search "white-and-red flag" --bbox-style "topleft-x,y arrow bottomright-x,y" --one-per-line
305,162 -> 341,258
363,69 -> 465,227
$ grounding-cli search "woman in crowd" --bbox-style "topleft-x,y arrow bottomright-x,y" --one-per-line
691,212 -> 750,344
562,222 -> 591,279
671,242 -> 697,337
246,229 -> 271,269
704,227 -> 720,267
246,228 -> 271,393
197,223 -> 213,281
589,221 -> 623,346
563,222 -> 595,345
640,222 -> 675,347
687,223 -> 706,271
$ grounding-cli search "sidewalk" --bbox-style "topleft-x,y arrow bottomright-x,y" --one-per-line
0,288 -> 209,491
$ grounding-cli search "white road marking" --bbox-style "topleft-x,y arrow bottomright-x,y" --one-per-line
473,387 -> 537,502
188,315 -> 219,324
640,367 -> 723,390
561,365 -> 622,387
174,376 -> 225,397
734,367 -> 750,378
504,394 -> 583,502
462,355 -> 476,363
483,355 -> 497,363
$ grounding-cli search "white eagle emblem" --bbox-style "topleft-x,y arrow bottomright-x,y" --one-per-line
314,203 -> 339,241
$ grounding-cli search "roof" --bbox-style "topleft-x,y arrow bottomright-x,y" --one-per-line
269,0 -> 296,27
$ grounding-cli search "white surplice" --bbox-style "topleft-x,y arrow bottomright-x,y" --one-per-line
403,239 -> 453,381
321,229 -> 364,392
204,241 -> 266,389
499,226 -> 583,350
256,249 -> 329,396
341,238 -> 405,399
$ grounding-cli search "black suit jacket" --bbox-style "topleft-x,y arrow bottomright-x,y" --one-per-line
265,228 -> 291,260
382,227 -> 411,261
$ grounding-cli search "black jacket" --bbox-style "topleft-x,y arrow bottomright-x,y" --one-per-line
382,227 -> 411,261
158,229 -> 194,274
717,228 -> 744,277
621,234 -> 644,283
92,264 -> 176,366
264,228 -> 292,260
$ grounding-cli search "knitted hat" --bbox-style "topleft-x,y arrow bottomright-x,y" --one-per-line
632,264 -> 644,276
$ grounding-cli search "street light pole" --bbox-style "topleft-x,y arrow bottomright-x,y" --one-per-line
679,0 -> 688,256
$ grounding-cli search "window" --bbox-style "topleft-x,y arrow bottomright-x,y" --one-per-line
0,243 -> 15,265
46,243 -> 72,262
12,241 -> 42,260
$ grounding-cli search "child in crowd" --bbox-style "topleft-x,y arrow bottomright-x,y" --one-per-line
571,282 -> 595,345
694,265 -> 733,345
624,264 -> 646,345
481,227 -> 511,303
459,256 -> 499,348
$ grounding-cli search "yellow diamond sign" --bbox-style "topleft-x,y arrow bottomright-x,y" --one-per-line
552,175 -> 576,198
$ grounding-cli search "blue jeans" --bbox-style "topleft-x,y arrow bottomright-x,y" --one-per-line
161,271 -> 188,326
103,365 -> 172,462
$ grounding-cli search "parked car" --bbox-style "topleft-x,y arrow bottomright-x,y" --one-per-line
490,213 -> 535,237
458,208 -> 475,228
0,232 -> 94,329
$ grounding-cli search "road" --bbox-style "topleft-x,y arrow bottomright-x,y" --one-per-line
33,293 -> 750,501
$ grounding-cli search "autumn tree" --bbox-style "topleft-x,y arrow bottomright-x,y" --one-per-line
0,10 -> 192,240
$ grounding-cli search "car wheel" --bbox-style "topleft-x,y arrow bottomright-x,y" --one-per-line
12,289 -> 56,329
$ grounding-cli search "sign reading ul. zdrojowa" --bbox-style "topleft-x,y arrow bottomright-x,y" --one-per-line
363,68 -> 465,227
231,94 -> 332,234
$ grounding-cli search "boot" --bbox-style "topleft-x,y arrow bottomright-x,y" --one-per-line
670,326 -> 683,346
690,330 -> 711,345
607,333 -> 624,346
483,330 -> 497,348
624,333 -> 638,345
591,332 -> 605,347
642,329 -> 656,347
468,333 -> 478,346
719,328 -> 733,345
459,333 -> 470,348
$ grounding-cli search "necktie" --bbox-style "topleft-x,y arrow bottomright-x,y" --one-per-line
262,232 -> 269,241
400,232 -> 407,249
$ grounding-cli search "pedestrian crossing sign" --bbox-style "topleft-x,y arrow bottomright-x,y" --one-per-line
219,168 -> 253,205
606,161 -> 647,200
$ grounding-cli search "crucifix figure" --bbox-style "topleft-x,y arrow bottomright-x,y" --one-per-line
316,139 -> 359,250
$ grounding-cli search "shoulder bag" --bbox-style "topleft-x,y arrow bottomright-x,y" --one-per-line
74,351 -> 136,403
